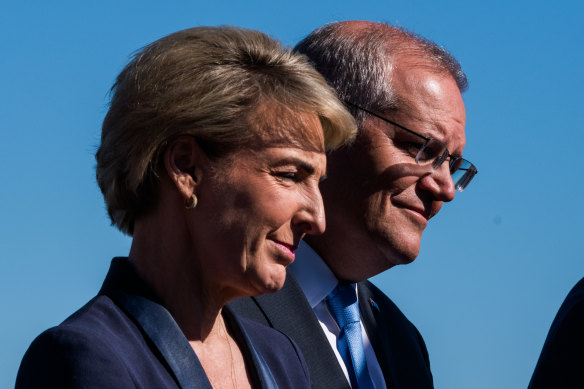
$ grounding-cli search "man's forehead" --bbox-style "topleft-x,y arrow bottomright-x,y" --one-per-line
391,57 -> 458,97
380,61 -> 467,151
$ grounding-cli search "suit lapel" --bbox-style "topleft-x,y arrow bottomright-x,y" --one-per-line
111,291 -> 212,389
358,282 -> 395,388
99,259 -> 212,389
252,272 -> 350,389
359,281 -> 434,389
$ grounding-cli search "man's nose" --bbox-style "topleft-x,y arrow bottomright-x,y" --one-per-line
418,162 -> 456,202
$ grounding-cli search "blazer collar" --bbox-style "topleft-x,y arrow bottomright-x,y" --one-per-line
358,282 -> 394,389
112,291 -> 212,389
358,281 -> 436,389
100,258 -> 279,389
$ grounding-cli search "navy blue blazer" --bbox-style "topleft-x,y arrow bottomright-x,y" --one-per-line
16,258 -> 310,389
229,271 -> 433,389
529,276 -> 584,388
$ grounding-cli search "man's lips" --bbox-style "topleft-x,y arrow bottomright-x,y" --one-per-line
396,203 -> 431,222
272,240 -> 298,260
407,206 -> 430,220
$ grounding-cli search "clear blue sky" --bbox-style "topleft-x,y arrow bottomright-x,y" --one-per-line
2,1 -> 583,388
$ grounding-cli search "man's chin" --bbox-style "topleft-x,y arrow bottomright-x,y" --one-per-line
394,245 -> 420,264
392,248 -> 420,266
372,233 -> 421,267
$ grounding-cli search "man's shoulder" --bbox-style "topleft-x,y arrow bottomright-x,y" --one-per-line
228,311 -> 311,388
561,276 -> 584,314
237,314 -> 301,350
543,276 -> 584,344
358,280 -> 434,387
529,277 -> 584,388
358,279 -> 425,340
358,280 -> 410,321
229,272 -> 309,324
358,280 -> 395,303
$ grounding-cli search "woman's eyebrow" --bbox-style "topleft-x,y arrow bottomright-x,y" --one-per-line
273,157 -> 316,175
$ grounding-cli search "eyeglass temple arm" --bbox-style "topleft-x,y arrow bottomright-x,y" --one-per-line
344,101 -> 429,141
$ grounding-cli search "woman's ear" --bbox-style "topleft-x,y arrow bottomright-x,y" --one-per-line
163,136 -> 206,200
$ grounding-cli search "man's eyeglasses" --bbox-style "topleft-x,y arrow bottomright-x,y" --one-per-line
346,102 -> 478,192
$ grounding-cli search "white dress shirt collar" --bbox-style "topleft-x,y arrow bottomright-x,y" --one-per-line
288,241 -> 339,308
287,241 -> 387,389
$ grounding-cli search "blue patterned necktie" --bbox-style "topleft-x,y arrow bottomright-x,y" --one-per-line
326,283 -> 375,389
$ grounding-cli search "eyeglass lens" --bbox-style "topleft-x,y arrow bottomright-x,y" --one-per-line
415,138 -> 449,171
451,159 -> 476,191
344,101 -> 477,191
415,139 -> 476,191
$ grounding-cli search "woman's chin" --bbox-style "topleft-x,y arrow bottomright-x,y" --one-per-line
249,269 -> 287,296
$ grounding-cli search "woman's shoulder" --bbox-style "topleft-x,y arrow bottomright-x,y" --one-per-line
35,294 -> 138,343
16,294 -> 177,388
15,297 -> 137,388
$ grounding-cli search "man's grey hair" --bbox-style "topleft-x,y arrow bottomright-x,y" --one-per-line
294,22 -> 468,126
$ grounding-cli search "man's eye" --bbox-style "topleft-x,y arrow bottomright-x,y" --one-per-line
395,141 -> 422,157
275,171 -> 299,181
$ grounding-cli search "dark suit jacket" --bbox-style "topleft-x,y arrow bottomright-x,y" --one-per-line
529,276 -> 584,388
229,271 -> 433,389
16,258 -> 310,389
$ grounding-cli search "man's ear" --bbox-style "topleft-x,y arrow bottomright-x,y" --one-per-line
163,136 -> 206,200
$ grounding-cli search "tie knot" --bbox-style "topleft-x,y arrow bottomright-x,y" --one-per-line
326,283 -> 360,329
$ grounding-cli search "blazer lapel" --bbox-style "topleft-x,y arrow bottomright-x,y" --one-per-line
252,272 -> 350,389
112,292 -> 213,389
224,307 -> 279,389
359,281 -> 434,389
358,283 -> 395,389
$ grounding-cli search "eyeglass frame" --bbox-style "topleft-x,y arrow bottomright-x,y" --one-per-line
345,101 -> 477,191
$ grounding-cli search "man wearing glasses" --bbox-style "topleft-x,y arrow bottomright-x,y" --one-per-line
230,21 -> 476,389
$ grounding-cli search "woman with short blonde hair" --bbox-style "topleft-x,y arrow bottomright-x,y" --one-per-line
17,26 -> 355,389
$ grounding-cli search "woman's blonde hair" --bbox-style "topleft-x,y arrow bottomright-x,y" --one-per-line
96,26 -> 356,235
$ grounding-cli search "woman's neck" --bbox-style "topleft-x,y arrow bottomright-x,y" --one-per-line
129,215 -> 227,341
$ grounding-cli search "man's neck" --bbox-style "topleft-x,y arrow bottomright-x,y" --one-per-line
288,241 -> 340,308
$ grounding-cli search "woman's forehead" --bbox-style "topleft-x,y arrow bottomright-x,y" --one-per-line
249,104 -> 325,153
